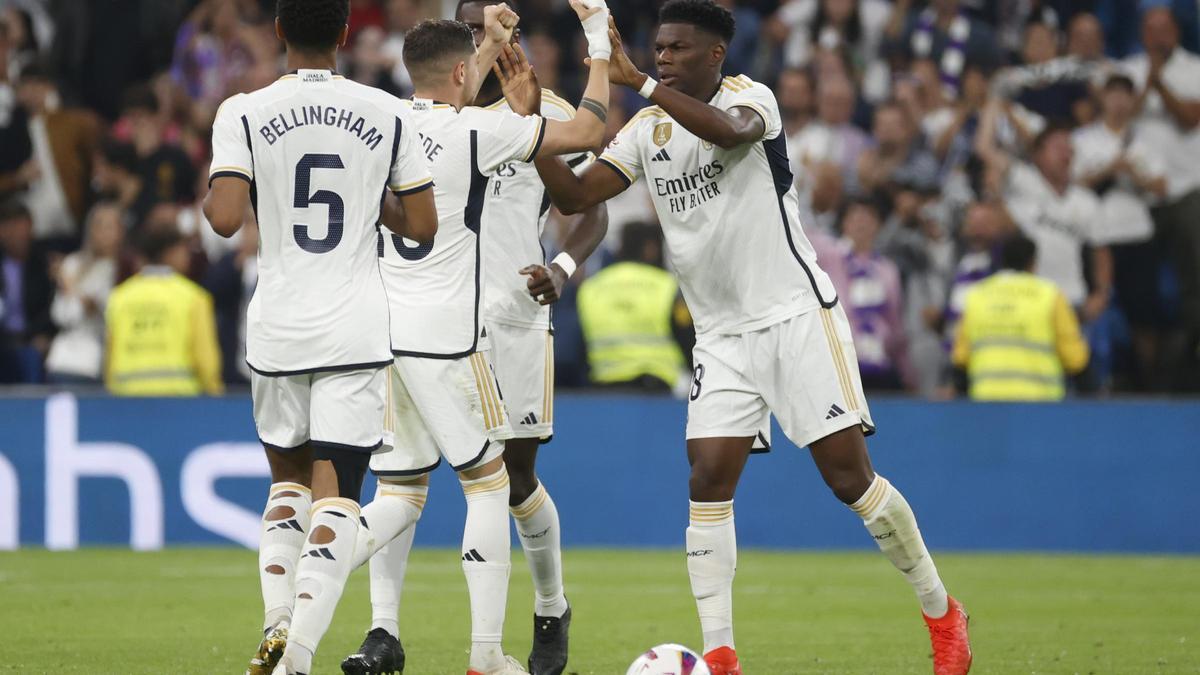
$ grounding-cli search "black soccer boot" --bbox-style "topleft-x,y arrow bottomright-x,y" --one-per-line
527,605 -> 571,675
341,628 -> 405,675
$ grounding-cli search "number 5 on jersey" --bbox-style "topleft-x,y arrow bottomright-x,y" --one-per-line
294,153 -> 345,253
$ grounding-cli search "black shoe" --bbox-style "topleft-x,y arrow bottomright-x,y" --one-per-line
527,605 -> 570,675
341,628 -> 405,675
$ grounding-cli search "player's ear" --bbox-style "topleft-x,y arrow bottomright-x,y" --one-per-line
274,17 -> 286,43
454,60 -> 467,86
337,24 -> 350,49
709,41 -> 726,69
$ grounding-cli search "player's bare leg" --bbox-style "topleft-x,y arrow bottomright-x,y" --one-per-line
809,426 -> 972,675
505,439 -> 570,675
246,446 -> 314,675
686,436 -> 753,675
343,475 -> 429,675
274,454 -> 370,675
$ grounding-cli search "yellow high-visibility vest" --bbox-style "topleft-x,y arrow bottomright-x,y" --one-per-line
577,262 -> 685,388
955,271 -> 1088,401
105,268 -> 223,396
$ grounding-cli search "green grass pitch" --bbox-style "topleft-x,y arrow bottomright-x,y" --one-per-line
1,548 -> 1197,674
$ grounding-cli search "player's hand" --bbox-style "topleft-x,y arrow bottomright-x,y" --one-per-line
598,16 -> 644,89
482,3 -> 520,46
520,264 -> 568,306
494,43 -> 541,116
567,0 -> 605,23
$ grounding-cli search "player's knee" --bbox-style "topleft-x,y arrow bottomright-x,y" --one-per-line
313,445 -> 372,502
823,470 -> 873,504
507,473 -> 539,506
689,467 -> 738,502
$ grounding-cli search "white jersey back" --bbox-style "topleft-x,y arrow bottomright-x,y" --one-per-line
379,98 -> 546,357
210,69 -> 432,374
479,90 -> 588,329
598,75 -> 838,335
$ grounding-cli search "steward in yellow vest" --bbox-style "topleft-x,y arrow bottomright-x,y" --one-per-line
953,235 -> 1089,400
106,228 -> 223,396
578,223 -> 688,391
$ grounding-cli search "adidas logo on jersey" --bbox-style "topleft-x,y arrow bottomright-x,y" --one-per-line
825,403 -> 846,420
651,148 -> 672,162
520,412 -> 539,426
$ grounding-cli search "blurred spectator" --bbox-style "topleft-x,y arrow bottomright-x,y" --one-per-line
791,74 -> 870,193
169,0 -> 258,106
92,139 -> 142,227
15,61 -> 102,249
939,201 -> 1005,353
1006,22 -> 1093,124
44,202 -> 123,384
977,107 -> 1111,321
778,67 -> 815,139
1072,73 -> 1168,390
1125,7 -> 1200,388
204,219 -> 258,385
922,63 -> 988,174
105,227 -> 222,396
840,197 -> 911,390
886,0 -> 1003,96
577,223 -> 690,393
769,0 -> 892,97
953,234 -> 1089,400
716,0 -> 763,76
0,21 -> 34,204
0,200 -> 53,383
857,99 -> 940,196
119,85 -> 198,228
349,0 -> 422,96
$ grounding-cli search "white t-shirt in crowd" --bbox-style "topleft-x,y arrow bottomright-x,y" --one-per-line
1124,48 -> 1200,200
1071,122 -> 1163,246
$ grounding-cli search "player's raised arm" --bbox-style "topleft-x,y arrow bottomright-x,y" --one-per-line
468,2 -> 520,104
607,17 -> 762,150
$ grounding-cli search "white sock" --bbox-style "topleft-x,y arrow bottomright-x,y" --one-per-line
850,475 -> 949,618
283,497 -> 362,671
511,481 -> 568,618
353,482 -> 427,569
370,522 -> 416,639
687,500 -> 737,654
460,467 -> 512,672
259,482 -> 312,631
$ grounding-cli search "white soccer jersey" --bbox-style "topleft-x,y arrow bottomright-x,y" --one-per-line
479,90 -> 588,329
210,69 -> 432,374
379,99 -> 546,357
598,75 -> 837,336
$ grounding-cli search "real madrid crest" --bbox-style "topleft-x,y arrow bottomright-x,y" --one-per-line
702,140 -> 714,150
653,122 -> 673,147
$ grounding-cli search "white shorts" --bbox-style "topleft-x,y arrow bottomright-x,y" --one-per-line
489,322 -> 554,440
370,347 -> 514,477
251,367 -> 386,452
686,305 -> 875,450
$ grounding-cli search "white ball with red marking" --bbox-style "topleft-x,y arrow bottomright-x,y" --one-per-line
626,644 -> 712,675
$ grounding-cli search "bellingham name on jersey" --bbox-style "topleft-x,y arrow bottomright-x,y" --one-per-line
256,104 -> 388,151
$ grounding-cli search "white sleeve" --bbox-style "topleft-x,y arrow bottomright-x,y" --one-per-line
722,78 -> 784,141
209,95 -> 253,185
389,114 -> 434,195
597,114 -> 645,186
474,109 -> 547,173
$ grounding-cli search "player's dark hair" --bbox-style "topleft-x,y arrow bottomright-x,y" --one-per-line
0,199 -> 32,225
138,226 -> 185,264
1000,234 -> 1038,272
403,19 -> 476,83
659,0 -> 736,43
276,0 -> 350,52
455,0 -> 520,17
1103,73 -> 1136,94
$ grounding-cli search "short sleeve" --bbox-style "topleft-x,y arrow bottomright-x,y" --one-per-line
209,95 -> 253,185
474,109 -> 547,173
722,77 -> 783,141
597,113 -> 645,187
541,90 -> 590,168
389,116 -> 434,196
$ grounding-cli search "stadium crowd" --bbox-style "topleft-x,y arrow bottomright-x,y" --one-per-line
1,0 -> 1198,397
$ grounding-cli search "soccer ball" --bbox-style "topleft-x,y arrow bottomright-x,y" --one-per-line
626,644 -> 712,675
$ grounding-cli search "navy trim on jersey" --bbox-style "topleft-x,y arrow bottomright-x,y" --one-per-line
390,129 -> 490,360
311,438 -> 384,454
208,170 -> 251,187
566,154 -> 590,169
750,431 -> 771,455
451,440 -> 493,472
524,117 -> 547,163
261,439 -> 309,452
241,115 -> 259,221
372,457 -> 442,477
596,157 -> 633,187
392,181 -> 433,197
247,359 -> 392,377
762,134 -> 838,309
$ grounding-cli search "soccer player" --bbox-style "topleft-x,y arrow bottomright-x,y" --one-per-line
339,4 -> 614,675
533,2 -> 973,674
203,1 -> 438,673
